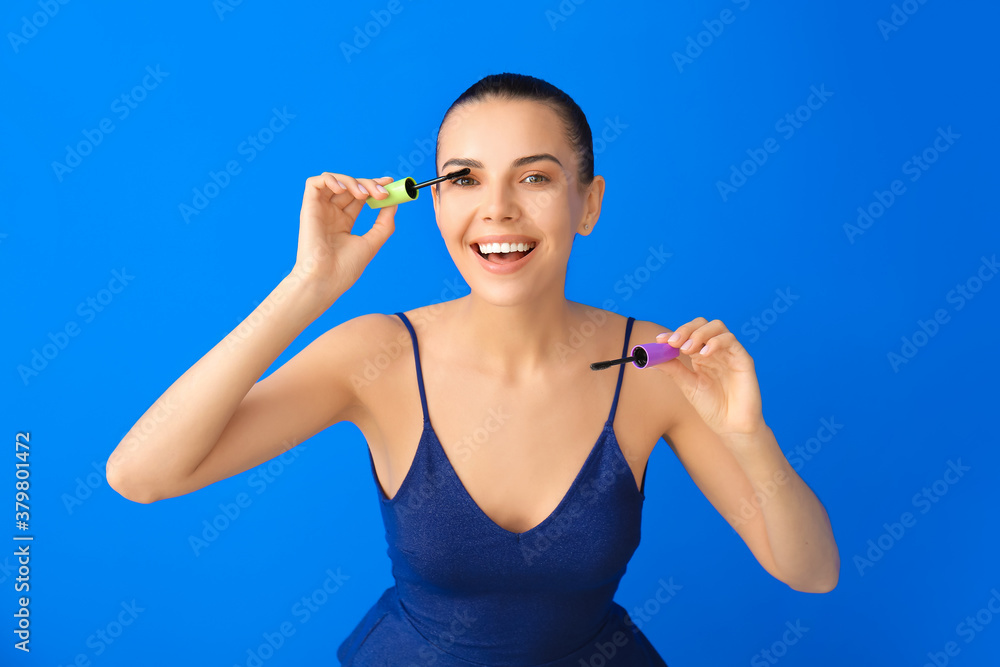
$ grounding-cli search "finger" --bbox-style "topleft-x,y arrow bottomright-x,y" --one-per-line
320,172 -> 349,203
656,317 -> 709,348
341,195 -> 366,222
678,319 -> 730,355
698,333 -> 754,371
693,331 -> 734,358
356,176 -> 389,200
304,174 -> 332,199
326,174 -> 373,219
305,173 -> 350,207
326,173 -> 370,200
652,355 -> 699,393
327,174 -> 392,201
360,203 -> 397,257
343,176 -> 393,216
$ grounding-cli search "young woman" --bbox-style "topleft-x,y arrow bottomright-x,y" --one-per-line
108,73 -> 839,666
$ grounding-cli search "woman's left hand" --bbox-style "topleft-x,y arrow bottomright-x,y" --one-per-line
652,318 -> 766,438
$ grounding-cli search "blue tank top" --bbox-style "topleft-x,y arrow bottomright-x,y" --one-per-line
337,312 -> 669,666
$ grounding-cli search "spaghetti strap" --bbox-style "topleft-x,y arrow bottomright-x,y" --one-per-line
394,312 -> 429,426
607,316 -> 636,426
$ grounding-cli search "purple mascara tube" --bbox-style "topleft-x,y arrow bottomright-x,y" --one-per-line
629,343 -> 681,369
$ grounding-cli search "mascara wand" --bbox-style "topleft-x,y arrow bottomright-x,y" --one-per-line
590,356 -> 638,371
366,168 -> 471,209
591,343 -> 681,371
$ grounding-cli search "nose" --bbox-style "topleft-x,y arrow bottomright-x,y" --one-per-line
480,178 -> 518,223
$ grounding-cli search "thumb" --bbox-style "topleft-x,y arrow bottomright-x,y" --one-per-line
652,355 -> 697,391
651,331 -> 697,391
361,203 -> 397,256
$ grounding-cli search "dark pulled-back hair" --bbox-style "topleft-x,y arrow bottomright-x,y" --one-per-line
435,73 -> 595,191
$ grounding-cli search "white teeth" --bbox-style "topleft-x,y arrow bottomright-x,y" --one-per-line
476,241 -> 536,254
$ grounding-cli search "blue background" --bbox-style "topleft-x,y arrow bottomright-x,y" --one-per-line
3,0 -> 998,665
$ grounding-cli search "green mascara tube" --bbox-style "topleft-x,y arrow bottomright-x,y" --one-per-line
365,168 -> 471,209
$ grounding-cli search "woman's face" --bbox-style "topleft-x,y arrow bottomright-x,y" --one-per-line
431,98 -> 604,307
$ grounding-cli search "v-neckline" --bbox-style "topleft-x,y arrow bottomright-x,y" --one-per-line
383,310 -> 636,539
424,418 -> 614,538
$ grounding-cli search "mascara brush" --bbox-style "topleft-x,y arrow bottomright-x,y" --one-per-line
591,343 -> 681,371
366,167 -> 471,209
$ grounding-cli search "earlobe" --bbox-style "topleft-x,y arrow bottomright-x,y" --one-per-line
582,176 -> 605,234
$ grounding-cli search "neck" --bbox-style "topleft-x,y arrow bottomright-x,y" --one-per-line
454,291 -> 580,379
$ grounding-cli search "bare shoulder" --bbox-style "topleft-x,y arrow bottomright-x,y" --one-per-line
333,311 -> 405,340
324,310 -> 412,379
334,302 -> 462,379
328,306 -> 444,418
310,311 -> 410,402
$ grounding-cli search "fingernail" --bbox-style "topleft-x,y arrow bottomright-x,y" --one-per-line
357,184 -> 369,195
681,340 -> 692,351
668,333 -> 680,344
376,184 -> 387,193
336,180 -> 345,189
700,344 -> 710,355
656,332 -> 671,339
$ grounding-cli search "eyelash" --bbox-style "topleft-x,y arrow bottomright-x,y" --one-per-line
450,173 -> 550,187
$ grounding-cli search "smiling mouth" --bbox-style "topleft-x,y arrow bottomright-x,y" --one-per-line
474,241 -> 537,264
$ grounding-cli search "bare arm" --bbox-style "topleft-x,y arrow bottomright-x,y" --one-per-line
650,318 -> 839,592
106,172 -> 398,503
108,275 -> 324,502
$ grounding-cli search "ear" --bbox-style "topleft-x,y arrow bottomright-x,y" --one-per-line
576,175 -> 605,236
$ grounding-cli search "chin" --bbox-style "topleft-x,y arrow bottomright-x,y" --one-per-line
464,280 -> 536,308
446,244 -> 557,308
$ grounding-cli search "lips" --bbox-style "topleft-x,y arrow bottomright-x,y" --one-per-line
474,241 -> 536,260
469,239 -> 538,274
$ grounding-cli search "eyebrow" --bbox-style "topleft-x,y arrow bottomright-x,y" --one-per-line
440,153 -> 564,174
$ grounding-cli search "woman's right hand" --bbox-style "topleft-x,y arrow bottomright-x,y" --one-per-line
291,172 -> 398,303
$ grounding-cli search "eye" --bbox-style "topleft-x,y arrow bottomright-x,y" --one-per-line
449,174 -> 549,187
